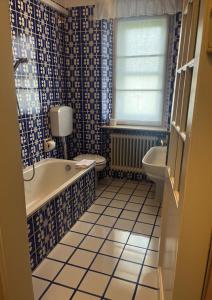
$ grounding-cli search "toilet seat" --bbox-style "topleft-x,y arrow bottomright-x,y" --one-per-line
73,154 -> 106,166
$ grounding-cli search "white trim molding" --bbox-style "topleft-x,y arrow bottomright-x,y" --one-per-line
63,0 -> 96,8
41,0 -> 68,15
158,267 -> 165,300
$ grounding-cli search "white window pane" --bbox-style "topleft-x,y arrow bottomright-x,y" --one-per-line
117,17 -> 168,57
116,56 -> 165,90
115,16 -> 168,126
117,75 -> 163,90
116,91 -> 163,125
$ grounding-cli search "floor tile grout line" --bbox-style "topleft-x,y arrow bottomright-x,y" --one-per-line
69,178 -> 132,299
98,192 -> 150,200
89,203 -> 161,217
68,188 -> 160,248
33,273 -> 111,300
35,178 -> 159,300
33,266 -> 160,291
34,269 -> 159,300
38,258 -> 160,288
132,209 -> 161,299
37,177 -> 116,299
72,183 -> 141,290
72,207 -> 160,240
38,195 -> 109,300
69,229 -> 160,252
86,207 -> 153,217
101,180 -> 150,299
51,199 -> 157,296
37,178 -> 139,300
78,216 -> 159,236
93,200 -> 161,215
31,187 -> 154,245
131,191 -> 162,300
81,179 -> 157,273
40,181 -> 151,259
38,232 -> 95,299
45,249 -> 159,270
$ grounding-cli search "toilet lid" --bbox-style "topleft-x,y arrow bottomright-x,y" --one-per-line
74,154 -> 106,165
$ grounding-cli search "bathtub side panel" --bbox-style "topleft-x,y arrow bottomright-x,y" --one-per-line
27,167 -> 95,270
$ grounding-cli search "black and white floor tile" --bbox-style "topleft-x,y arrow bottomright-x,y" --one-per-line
32,177 -> 161,300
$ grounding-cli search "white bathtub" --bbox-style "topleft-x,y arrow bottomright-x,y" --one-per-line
24,158 -> 95,216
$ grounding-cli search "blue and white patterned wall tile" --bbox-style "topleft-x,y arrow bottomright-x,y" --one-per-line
10,0 -> 71,166
10,0 -> 180,171
67,5 -> 113,158
27,167 -> 95,270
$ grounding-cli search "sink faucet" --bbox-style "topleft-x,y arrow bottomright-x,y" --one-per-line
158,138 -> 167,146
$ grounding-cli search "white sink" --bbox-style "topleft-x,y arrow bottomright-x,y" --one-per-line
142,146 -> 167,200
142,146 -> 167,180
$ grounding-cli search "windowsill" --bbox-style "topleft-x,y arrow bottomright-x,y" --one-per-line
101,125 -> 168,132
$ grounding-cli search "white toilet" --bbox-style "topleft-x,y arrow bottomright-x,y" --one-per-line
142,146 -> 167,201
73,154 -> 106,184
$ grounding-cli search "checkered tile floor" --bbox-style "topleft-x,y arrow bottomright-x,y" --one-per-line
32,177 -> 161,300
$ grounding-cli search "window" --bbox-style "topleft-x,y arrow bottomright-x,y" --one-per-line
114,16 -> 168,126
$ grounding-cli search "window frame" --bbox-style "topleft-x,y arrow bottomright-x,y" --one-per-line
112,15 -> 169,128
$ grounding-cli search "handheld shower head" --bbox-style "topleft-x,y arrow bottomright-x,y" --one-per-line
14,56 -> 35,181
13,58 -> 28,72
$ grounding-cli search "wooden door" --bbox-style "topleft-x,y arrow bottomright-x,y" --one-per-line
167,0 -> 200,208
159,0 -> 212,299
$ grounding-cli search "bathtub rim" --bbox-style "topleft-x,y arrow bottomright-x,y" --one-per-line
23,158 -> 95,217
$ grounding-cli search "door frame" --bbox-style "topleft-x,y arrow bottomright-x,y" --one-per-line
0,1 -> 34,299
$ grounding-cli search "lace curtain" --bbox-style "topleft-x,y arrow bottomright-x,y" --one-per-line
94,0 -> 182,19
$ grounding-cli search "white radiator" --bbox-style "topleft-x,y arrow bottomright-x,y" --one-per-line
111,134 -> 158,172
